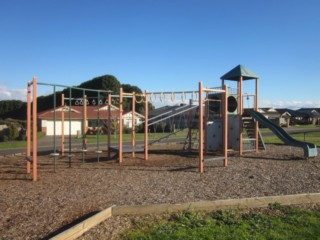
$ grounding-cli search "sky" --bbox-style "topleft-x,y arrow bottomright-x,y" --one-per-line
1,0 -> 320,109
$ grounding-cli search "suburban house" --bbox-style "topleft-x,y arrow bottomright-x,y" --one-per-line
243,107 -> 287,126
244,107 -> 320,127
295,108 -> 320,125
38,104 -> 144,136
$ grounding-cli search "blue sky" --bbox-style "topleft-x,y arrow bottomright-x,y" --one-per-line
1,0 -> 320,109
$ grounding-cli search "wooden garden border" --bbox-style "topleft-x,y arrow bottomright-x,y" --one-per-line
50,193 -> 320,240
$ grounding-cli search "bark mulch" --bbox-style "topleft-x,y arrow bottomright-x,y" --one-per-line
0,144 -> 319,239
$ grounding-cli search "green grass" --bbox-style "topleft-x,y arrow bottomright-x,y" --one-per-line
0,141 -> 27,148
263,130 -> 320,146
120,204 -> 320,240
85,129 -> 189,143
294,124 -> 320,129
259,124 -> 320,133
0,132 -> 45,149
0,130 -> 188,149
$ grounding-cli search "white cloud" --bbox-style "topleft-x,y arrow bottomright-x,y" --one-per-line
0,85 -> 27,101
261,99 -> 320,109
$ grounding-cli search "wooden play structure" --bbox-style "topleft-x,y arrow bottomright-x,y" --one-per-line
26,65 -> 267,181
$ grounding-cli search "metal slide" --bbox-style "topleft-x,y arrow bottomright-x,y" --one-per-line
250,111 -> 317,158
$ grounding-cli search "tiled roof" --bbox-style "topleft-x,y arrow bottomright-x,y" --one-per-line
38,105 -> 131,120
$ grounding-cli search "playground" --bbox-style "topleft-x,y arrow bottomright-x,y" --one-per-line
0,144 -> 320,239
1,65 -> 320,239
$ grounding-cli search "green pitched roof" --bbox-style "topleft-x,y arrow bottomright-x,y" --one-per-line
220,65 -> 259,81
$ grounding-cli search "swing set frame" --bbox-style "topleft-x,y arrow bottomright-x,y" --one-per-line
26,77 -> 228,181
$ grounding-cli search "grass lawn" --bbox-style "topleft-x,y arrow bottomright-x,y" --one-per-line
0,132 -> 46,149
120,204 -> 320,240
85,129 -> 189,143
0,130 -> 189,149
262,130 -> 320,146
1,125 -> 319,149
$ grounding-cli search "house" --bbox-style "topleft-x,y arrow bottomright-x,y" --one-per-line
38,105 -> 144,136
258,107 -> 281,119
296,108 -> 320,125
244,108 -> 290,126
243,107 -> 320,127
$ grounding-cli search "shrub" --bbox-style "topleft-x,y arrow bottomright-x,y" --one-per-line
7,125 -> 19,140
0,135 -> 9,142
123,126 -> 132,134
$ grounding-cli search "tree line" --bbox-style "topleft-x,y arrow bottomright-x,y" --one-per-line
0,74 -> 149,120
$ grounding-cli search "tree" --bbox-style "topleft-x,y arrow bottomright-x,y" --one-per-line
0,100 -> 27,119
76,75 -> 121,98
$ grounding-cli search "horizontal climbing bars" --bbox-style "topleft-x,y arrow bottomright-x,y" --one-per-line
147,90 -> 196,95
37,81 -> 112,93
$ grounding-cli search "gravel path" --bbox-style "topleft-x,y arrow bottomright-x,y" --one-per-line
0,144 -> 319,239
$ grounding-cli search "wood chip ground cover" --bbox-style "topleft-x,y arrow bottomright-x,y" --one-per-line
0,144 -> 320,239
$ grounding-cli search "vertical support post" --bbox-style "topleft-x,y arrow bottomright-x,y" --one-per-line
53,86 -> 57,172
223,85 -> 228,166
132,92 -> 136,158
68,88 -> 72,167
32,77 -> 37,181
188,99 -> 193,151
199,82 -> 204,173
119,88 -> 123,163
238,77 -> 243,156
27,82 -> 31,174
61,94 -> 65,157
255,78 -> 259,152
144,91 -> 148,160
84,95 -> 87,134
108,93 -> 111,159
82,93 -> 87,162
204,92 -> 209,154
97,91 -> 100,162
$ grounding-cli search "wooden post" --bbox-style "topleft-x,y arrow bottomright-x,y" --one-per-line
238,77 -> 243,156
255,78 -> 259,152
132,92 -> 136,158
32,77 -> 37,181
199,82 -> 204,173
188,99 -> 193,151
84,95 -> 87,134
27,82 -> 31,174
204,92 -> 209,154
68,88 -> 72,167
119,88 -> 123,163
223,85 -> 228,166
61,94 -> 65,156
108,93 -> 111,159
144,91 -> 148,160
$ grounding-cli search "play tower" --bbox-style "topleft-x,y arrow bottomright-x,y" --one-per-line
206,65 -> 261,155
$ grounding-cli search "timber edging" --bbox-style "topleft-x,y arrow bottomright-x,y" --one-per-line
50,193 -> 320,240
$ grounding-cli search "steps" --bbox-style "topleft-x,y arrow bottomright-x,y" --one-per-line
242,117 -> 266,151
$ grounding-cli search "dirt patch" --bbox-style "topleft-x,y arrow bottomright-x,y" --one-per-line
0,144 -> 320,239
